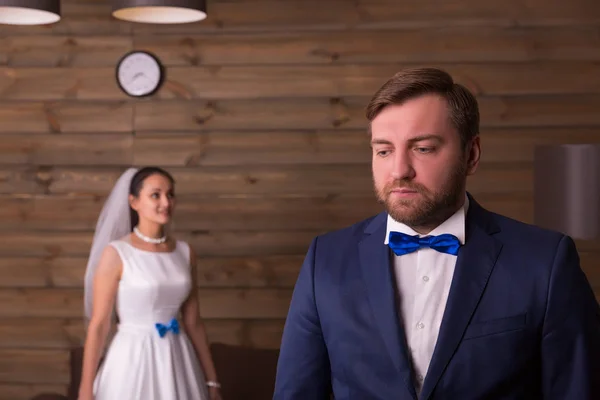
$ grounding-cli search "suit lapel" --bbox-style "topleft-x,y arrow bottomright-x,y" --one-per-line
419,199 -> 503,400
359,213 -> 417,400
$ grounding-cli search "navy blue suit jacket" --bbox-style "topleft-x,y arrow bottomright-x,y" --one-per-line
274,195 -> 600,399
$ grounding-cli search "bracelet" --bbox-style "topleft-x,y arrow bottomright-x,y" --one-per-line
207,380 -> 221,388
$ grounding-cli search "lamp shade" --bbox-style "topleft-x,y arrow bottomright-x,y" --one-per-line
533,144 -> 600,240
0,0 -> 60,25
112,0 -> 207,24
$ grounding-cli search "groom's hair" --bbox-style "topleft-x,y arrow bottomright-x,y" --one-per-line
365,67 -> 480,147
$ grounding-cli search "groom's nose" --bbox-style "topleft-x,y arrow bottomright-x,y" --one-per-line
391,150 -> 415,181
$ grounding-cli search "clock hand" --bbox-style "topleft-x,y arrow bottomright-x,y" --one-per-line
130,72 -> 145,83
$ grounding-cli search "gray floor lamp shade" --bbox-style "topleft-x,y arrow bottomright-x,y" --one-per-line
112,0 -> 207,23
533,144 -> 600,240
0,0 -> 60,25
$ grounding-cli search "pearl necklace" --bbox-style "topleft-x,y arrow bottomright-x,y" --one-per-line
133,226 -> 167,244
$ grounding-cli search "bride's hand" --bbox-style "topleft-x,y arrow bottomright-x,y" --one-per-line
78,391 -> 94,400
209,386 -> 222,400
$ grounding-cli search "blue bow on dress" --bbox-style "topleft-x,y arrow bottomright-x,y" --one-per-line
388,231 -> 461,256
155,318 -> 180,338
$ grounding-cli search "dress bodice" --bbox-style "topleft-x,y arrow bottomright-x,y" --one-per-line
109,239 -> 192,327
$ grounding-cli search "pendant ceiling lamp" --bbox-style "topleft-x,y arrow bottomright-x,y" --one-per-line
0,0 -> 61,25
112,0 -> 207,24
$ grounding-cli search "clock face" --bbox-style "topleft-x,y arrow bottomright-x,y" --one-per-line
116,51 -> 164,97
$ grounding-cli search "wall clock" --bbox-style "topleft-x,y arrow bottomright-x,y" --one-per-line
116,51 -> 165,97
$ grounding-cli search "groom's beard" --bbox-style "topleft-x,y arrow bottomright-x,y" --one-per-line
373,160 -> 466,230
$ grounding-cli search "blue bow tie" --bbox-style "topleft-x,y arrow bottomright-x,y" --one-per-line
388,231 -> 461,256
155,318 -> 180,338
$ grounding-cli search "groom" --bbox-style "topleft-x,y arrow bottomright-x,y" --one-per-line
273,67 -> 600,399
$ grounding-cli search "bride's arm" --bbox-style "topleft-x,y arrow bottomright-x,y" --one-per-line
181,245 -> 221,394
79,246 -> 122,398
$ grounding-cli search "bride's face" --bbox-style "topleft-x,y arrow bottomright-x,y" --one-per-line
130,173 -> 176,226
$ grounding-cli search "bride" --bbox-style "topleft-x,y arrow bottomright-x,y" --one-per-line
78,166 -> 222,400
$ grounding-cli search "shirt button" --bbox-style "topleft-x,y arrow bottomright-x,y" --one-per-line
418,374 -> 424,382
417,322 -> 425,329
422,276 -> 429,282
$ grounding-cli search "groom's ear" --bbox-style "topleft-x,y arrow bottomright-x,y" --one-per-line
466,135 -> 481,176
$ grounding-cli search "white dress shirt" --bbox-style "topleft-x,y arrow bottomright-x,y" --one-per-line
384,195 -> 469,395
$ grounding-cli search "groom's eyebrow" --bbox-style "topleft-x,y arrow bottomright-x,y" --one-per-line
408,134 -> 444,143
370,139 -> 393,146
370,134 -> 444,147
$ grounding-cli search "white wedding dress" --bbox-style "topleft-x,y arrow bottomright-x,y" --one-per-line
93,238 -> 210,400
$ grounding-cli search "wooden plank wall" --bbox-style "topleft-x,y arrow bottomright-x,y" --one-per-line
1,0 -> 600,397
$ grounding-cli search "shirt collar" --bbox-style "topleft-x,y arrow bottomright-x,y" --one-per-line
384,193 -> 469,245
